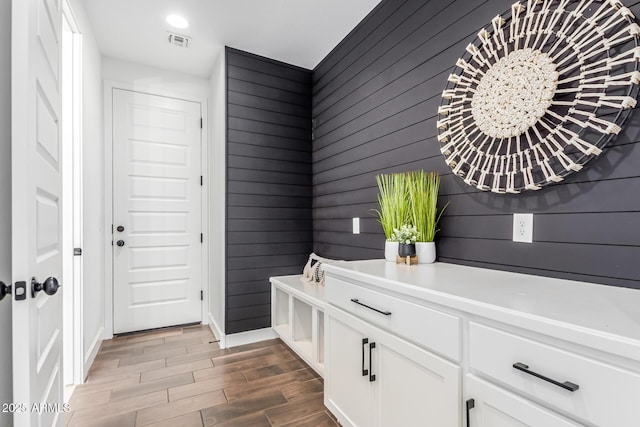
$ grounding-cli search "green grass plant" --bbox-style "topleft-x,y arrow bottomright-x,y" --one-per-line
374,173 -> 411,240
408,171 -> 448,242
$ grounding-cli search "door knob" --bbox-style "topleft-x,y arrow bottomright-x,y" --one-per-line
116,225 -> 125,232
31,277 -> 60,298
0,282 -> 11,301
116,240 -> 125,247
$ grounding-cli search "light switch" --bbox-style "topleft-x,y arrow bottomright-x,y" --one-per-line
352,217 -> 360,234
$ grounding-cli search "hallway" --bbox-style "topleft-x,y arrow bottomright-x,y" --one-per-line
66,326 -> 336,426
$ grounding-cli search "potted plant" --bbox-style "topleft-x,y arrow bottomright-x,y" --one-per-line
408,170 -> 448,263
391,224 -> 419,257
374,173 -> 411,261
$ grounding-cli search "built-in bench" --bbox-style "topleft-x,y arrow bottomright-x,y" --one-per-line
270,275 -> 325,377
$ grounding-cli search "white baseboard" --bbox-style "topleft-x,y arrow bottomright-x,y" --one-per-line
83,326 -> 104,381
64,385 -> 76,403
208,312 -> 226,348
224,327 -> 277,348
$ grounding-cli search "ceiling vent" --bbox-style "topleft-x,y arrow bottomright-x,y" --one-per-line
167,32 -> 191,48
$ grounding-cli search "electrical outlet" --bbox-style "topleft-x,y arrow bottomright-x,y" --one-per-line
513,213 -> 533,243
352,217 -> 360,234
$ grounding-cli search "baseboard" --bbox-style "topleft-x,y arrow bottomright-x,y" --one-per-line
224,327 -> 277,348
208,312 -> 226,348
83,326 -> 104,381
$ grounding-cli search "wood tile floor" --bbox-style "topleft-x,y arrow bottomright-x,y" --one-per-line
66,325 -> 338,427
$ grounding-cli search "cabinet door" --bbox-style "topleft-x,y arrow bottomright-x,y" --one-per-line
325,306 -> 374,427
375,329 -> 461,427
466,375 -> 581,427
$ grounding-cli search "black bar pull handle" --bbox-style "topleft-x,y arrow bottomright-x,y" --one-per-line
361,338 -> 369,377
513,362 -> 579,392
369,342 -> 376,382
466,399 -> 475,427
351,298 -> 391,316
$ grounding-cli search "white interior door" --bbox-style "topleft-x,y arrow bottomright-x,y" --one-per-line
11,0 -> 65,425
112,89 -> 202,334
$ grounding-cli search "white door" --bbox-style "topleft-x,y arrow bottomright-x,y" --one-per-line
465,375 -> 580,427
12,0 -> 65,425
375,330 -> 460,427
324,306 -> 374,427
112,89 -> 202,334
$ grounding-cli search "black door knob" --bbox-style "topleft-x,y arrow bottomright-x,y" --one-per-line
31,277 -> 60,298
0,281 -> 11,301
117,225 -> 125,232
116,240 -> 125,247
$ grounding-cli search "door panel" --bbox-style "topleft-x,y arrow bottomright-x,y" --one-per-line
325,306 -> 374,427
376,338 -> 460,427
12,0 -> 64,425
112,89 -> 202,334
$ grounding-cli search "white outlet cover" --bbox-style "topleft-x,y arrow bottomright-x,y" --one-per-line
513,213 -> 533,243
352,217 -> 360,234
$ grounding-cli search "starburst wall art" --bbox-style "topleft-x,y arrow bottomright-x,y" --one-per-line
437,0 -> 640,194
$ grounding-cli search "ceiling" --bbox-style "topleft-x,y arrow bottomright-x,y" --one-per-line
81,0 -> 382,78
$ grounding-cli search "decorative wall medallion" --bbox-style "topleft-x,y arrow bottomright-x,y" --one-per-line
438,0 -> 640,194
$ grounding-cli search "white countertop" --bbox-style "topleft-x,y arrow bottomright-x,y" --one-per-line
323,260 -> 640,361
270,274 -> 325,306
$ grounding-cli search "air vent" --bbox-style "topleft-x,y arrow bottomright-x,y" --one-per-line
167,32 -> 191,48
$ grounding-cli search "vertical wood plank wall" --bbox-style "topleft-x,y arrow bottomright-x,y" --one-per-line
311,0 -> 640,289
225,48 -> 313,334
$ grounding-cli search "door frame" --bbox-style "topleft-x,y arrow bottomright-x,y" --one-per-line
103,81 -> 209,339
61,0 -> 85,388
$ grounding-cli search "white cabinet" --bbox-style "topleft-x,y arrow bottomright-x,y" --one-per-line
465,375 -> 580,427
322,260 -> 640,427
325,304 -> 460,427
469,322 -> 640,426
270,275 -> 325,376
325,309 -> 373,427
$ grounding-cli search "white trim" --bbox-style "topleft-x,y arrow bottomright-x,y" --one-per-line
208,312 -> 226,348
71,26 -> 84,384
83,326 -> 103,380
103,82 -> 113,339
103,81 -> 210,338
224,328 -> 278,348
61,0 -> 85,387
200,99 -> 210,327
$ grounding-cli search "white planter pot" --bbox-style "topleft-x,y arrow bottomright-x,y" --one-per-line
384,241 -> 398,262
416,242 -> 436,264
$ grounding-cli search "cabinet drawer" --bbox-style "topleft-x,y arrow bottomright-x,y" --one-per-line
466,374 -> 580,426
469,322 -> 640,426
326,276 -> 460,361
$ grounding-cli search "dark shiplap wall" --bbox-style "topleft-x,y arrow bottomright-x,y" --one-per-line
312,0 -> 640,289
226,48 -> 313,334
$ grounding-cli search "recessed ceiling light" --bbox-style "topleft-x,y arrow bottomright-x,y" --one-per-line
166,14 -> 189,29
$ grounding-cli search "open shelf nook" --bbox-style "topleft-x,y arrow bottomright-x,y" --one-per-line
270,275 -> 326,376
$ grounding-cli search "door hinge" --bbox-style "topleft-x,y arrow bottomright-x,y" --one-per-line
200,290 -> 203,301
200,175 -> 203,186
200,118 -> 203,128
200,233 -> 203,243
73,248 -> 83,256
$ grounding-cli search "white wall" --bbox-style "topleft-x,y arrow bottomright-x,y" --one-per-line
102,57 -> 211,99
0,1 -> 12,425
208,47 -> 226,342
69,0 -> 105,374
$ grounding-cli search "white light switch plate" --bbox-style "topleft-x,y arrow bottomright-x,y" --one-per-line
352,217 -> 360,234
513,213 -> 533,243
